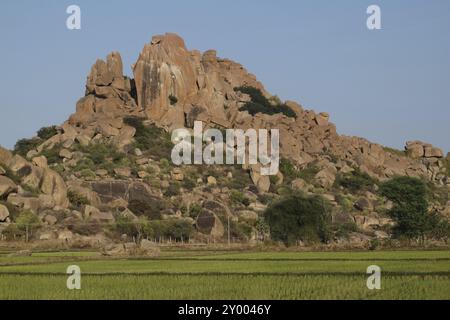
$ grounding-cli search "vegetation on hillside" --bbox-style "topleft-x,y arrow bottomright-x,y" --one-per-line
379,176 -> 450,241
234,86 -> 297,118
123,116 -> 172,160
264,193 -> 332,246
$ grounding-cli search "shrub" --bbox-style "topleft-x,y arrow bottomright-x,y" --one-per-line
114,215 -> 145,239
264,194 -> 332,246
335,194 -> 354,211
39,144 -> 62,165
79,169 -> 96,179
234,86 -> 296,118
169,95 -> 178,105
334,169 -> 377,193
333,222 -> 358,239
230,190 -> 250,207
75,143 -> 126,166
182,178 -> 196,191
164,183 -> 181,197
69,221 -> 103,236
279,158 -> 299,183
298,166 -> 320,184
67,191 -> 90,210
14,137 -> 42,157
230,221 -> 253,241
383,146 -> 405,157
225,167 -> 253,189
379,176 -> 449,241
444,159 -> 450,177
143,219 -> 194,241
124,117 -> 173,160
37,126 -> 58,140
128,199 -> 165,220
369,239 -> 381,251
14,210 -> 41,240
188,204 -> 202,218
280,158 -> 319,184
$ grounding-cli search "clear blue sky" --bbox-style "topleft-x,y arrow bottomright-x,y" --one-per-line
1,0 -> 449,152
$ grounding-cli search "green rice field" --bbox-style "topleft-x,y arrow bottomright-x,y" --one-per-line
0,249 -> 449,300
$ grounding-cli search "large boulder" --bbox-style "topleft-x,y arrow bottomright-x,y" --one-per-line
0,176 -> 17,198
314,166 -> 337,189
0,204 -> 10,222
133,33 -> 265,130
196,209 -> 224,239
0,146 -> 13,165
7,195 -> 41,214
250,165 -> 270,193
40,169 -> 69,208
354,197 -> 373,211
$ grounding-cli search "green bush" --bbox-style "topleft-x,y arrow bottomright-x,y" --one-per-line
169,95 -> 178,105
298,166 -> 320,184
143,219 -> 194,241
14,137 -> 42,157
114,215 -> 145,239
37,126 -> 58,140
334,169 -> 377,193
333,222 -> 358,239
279,158 -> 299,183
124,117 -> 173,160
164,183 -> 181,197
445,159 -> 450,177
39,144 -> 62,165
230,190 -> 250,207
75,143 -> 126,166
79,169 -> 96,179
335,194 -> 354,211
67,191 -> 90,210
188,204 -> 202,218
279,158 -> 320,184
379,176 -> 449,241
230,221 -> 253,241
182,178 -> 196,191
14,210 -> 41,240
128,199 -> 165,220
225,167 -> 253,189
383,146 -> 405,157
234,86 -> 296,118
264,194 -> 332,246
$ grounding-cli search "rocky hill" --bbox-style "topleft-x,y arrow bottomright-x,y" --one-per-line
0,33 -> 449,250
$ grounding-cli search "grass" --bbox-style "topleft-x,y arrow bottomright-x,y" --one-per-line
0,250 -> 449,299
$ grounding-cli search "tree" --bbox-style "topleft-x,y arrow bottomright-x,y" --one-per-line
379,176 -> 433,241
264,193 -> 332,246
37,126 -> 58,140
14,137 -> 42,157
15,210 -> 41,241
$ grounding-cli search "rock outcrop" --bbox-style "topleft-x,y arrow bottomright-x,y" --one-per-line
0,33 -> 448,247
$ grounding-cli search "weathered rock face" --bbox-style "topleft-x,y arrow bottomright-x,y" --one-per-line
406,141 -> 443,159
55,33 -> 449,187
133,33 -> 265,130
0,176 -> 17,198
0,204 -> 10,222
40,168 -> 69,208
67,51 -> 141,150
